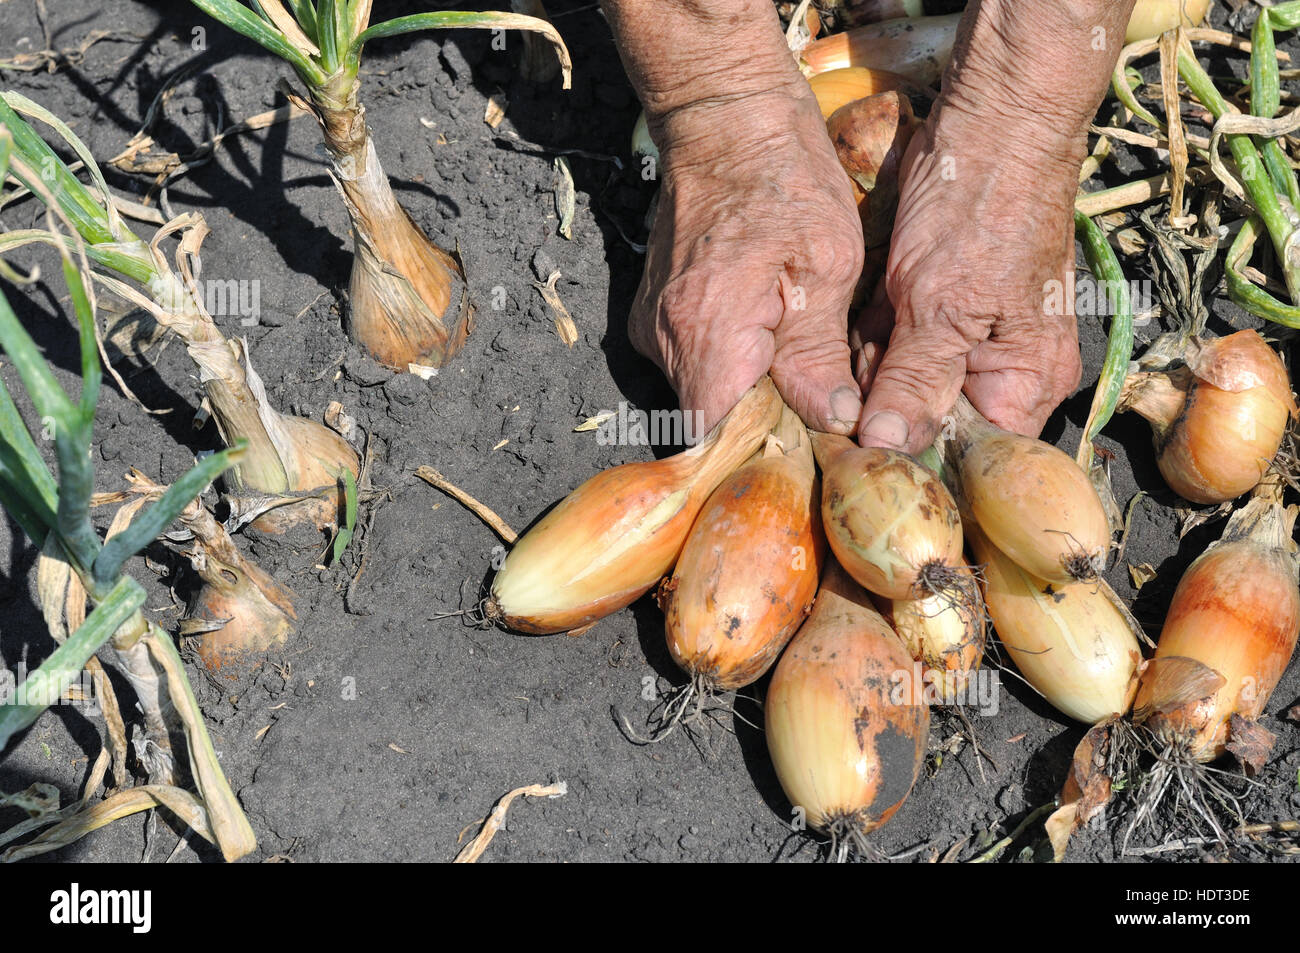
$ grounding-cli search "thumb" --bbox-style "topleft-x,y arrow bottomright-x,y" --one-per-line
769,273 -> 864,436
857,320 -> 968,455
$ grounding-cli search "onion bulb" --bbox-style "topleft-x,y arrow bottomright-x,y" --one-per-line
1126,0 -> 1211,43
801,13 -> 962,86
488,377 -> 782,634
808,66 -> 922,119
660,407 -> 825,691
886,565 -> 985,701
941,395 -> 1110,584
186,556 -> 297,675
1118,330 -> 1296,505
164,494 -> 298,674
811,431 -> 964,600
969,523 -> 1141,725
826,90 -> 919,248
1133,477 -> 1300,763
765,561 -> 929,850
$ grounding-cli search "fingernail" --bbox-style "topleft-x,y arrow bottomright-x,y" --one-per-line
860,411 -> 909,450
828,386 -> 862,433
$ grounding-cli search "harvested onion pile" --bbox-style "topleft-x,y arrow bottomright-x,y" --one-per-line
477,3 -> 1300,860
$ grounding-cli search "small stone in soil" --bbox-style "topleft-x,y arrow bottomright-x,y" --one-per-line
345,354 -> 392,386
531,249 -> 557,281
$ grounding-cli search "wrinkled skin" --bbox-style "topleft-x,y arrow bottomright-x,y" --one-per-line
607,0 -> 1135,453
850,103 -> 1085,451
630,87 -> 868,437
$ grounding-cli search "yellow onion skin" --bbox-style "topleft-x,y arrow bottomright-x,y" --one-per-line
958,430 -> 1109,584
1135,541 -> 1300,762
662,436 -> 824,691
188,557 -> 297,675
766,563 -> 929,835
490,378 -> 781,634
808,67 -> 921,119
1126,0 -> 1210,42
886,565 -> 985,701
818,441 -> 963,600
250,415 -> 362,535
1124,331 -> 1297,505
970,525 -> 1141,725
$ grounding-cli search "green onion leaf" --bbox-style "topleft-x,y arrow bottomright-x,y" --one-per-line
0,575 -> 145,752
92,443 -> 245,587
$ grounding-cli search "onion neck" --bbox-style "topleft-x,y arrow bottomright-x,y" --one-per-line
1117,366 -> 1192,438
307,76 -> 463,368
1220,472 -> 1299,573
684,376 -> 782,489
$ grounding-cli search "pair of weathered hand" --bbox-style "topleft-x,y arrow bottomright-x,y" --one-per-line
606,0 -> 1137,451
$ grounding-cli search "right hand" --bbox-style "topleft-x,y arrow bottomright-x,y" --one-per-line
629,84 -> 867,436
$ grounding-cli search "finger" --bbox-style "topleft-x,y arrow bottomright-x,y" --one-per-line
856,312 -> 972,454
849,283 -> 894,391
674,320 -> 777,435
771,254 -> 864,436
964,266 -> 1082,437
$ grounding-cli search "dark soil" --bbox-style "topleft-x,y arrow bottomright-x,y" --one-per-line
1,1 -> 1298,863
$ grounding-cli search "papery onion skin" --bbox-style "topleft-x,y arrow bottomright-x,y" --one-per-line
766,562 -> 929,835
887,565 -> 985,702
826,91 -> 918,248
1134,495 -> 1300,761
970,524 -> 1141,725
663,420 -> 824,691
490,378 -> 781,635
817,439 -> 963,600
190,573 -> 296,675
1122,331 -> 1297,505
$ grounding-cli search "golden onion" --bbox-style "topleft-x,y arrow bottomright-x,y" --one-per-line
661,407 -> 824,690
969,523 -> 1141,725
765,561 -> 929,848
488,378 -> 781,634
1133,478 -> 1300,762
812,432 -> 964,600
1119,330 -> 1297,505
942,395 -> 1109,584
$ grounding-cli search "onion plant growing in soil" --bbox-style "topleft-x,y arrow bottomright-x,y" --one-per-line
188,0 -> 571,371
0,92 -> 359,534
0,158 -> 254,860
